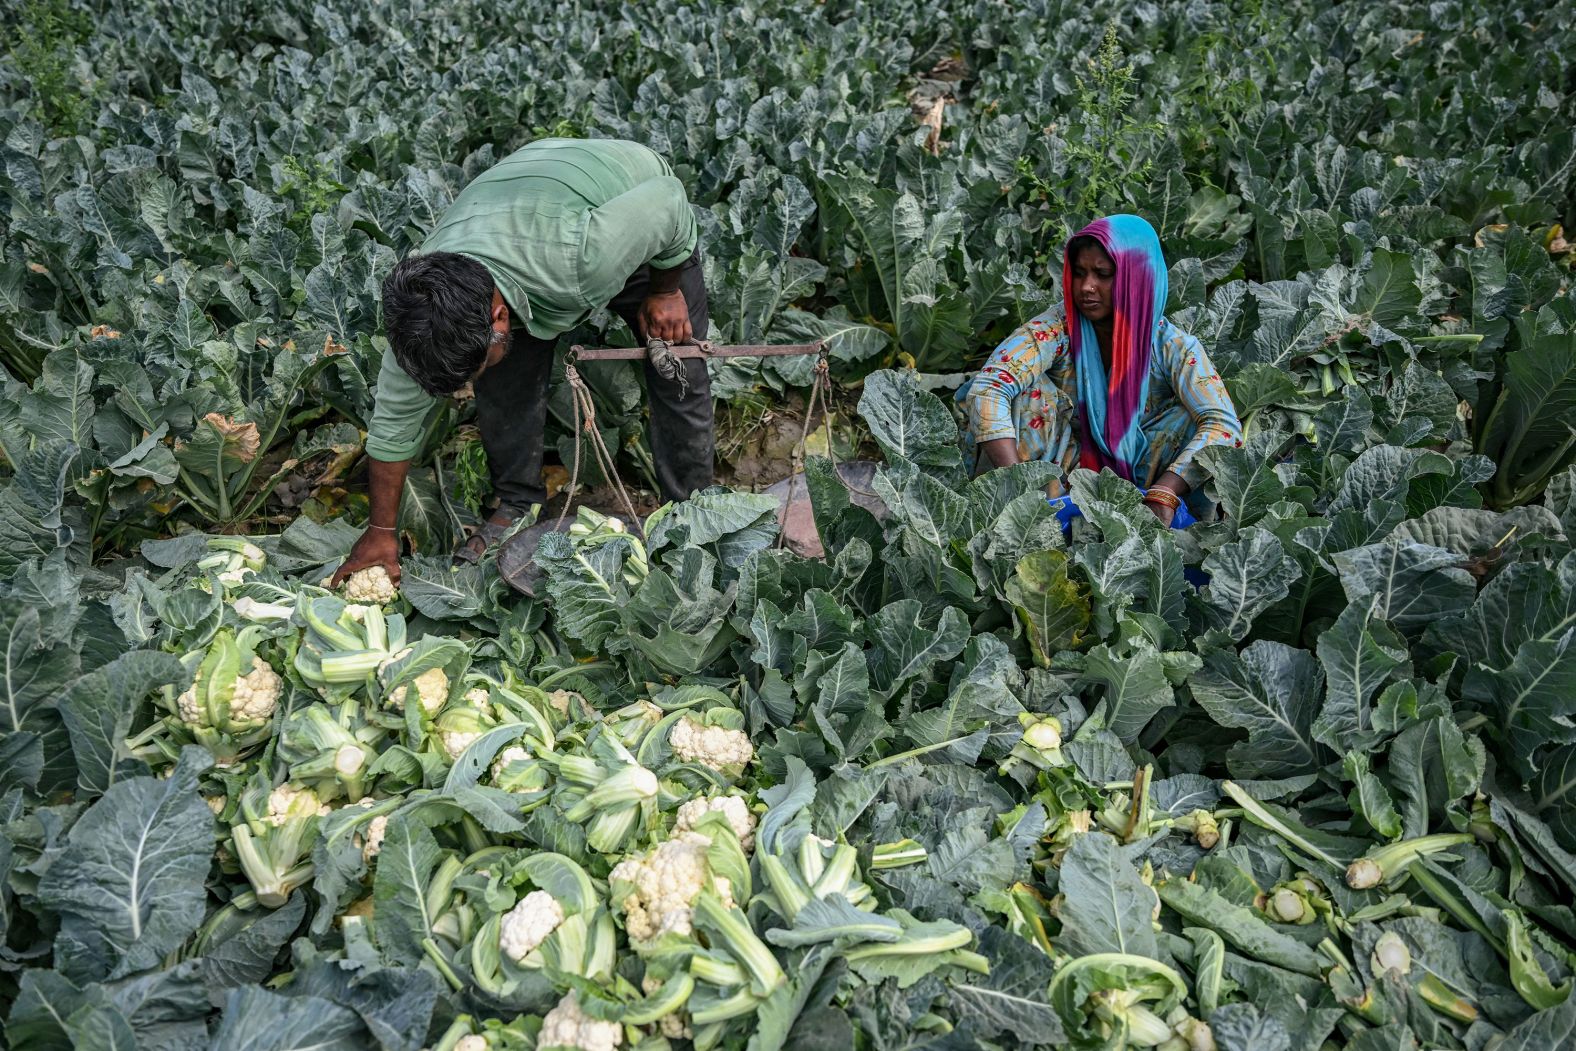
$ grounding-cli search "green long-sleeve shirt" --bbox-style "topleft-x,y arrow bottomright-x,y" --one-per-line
365,138 -> 699,462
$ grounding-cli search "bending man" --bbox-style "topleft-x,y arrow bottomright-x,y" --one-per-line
336,137 -> 713,582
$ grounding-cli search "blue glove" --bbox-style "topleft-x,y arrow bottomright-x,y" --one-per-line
1046,491 -> 1197,530
1047,495 -> 1084,529
1046,491 -> 1210,586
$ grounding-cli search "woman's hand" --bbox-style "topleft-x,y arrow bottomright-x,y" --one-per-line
978,438 -> 1023,470
1143,473 -> 1189,528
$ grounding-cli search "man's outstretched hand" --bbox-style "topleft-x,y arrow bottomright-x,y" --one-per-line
638,290 -> 692,344
330,527 -> 401,587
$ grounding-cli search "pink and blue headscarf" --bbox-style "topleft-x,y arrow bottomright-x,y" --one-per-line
1064,214 -> 1168,483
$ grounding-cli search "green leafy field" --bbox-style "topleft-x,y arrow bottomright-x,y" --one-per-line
1,0 -> 1574,1048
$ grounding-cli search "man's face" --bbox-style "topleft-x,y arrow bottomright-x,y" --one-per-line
1070,242 -> 1117,324
471,328 -> 510,382
470,289 -> 512,382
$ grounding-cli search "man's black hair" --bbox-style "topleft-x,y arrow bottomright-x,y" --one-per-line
381,252 -> 497,397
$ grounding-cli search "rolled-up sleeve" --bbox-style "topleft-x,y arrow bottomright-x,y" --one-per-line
1164,332 -> 1243,486
365,350 -> 436,462
577,175 -> 699,309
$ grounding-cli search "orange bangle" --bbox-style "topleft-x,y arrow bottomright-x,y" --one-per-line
1143,489 -> 1181,512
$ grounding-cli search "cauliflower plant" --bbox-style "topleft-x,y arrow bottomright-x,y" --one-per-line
608,831 -> 734,942
669,716 -> 753,772
386,666 -> 449,715
340,565 -> 398,605
674,795 -> 755,850
539,992 -> 621,1051
498,890 -> 565,963
177,655 -> 281,727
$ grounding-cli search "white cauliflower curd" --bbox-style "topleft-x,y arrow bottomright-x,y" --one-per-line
498,890 -> 565,962
386,666 -> 449,715
539,991 -> 621,1051
608,832 -> 734,942
340,565 -> 398,605
669,716 -> 753,772
674,795 -> 756,850
177,656 -> 281,725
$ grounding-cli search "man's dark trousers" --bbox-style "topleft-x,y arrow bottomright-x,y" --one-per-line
473,249 -> 714,514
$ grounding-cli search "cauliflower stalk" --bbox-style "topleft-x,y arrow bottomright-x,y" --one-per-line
278,704 -> 378,801
169,628 -> 282,767
548,737 -> 660,854
999,712 -> 1066,778
756,832 -> 877,924
294,596 -> 410,697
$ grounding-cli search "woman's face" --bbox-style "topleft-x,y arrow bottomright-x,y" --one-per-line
1070,242 -> 1117,324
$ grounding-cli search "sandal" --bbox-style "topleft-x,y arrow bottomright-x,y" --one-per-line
453,510 -> 523,566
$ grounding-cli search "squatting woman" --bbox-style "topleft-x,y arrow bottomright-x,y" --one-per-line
961,214 -> 1243,526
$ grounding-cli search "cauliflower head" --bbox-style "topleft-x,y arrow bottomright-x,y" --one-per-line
674,795 -> 756,850
361,814 -> 388,862
547,689 -> 581,716
608,831 -> 734,942
669,716 -> 753,772
352,797 -> 388,862
439,729 -> 481,760
539,992 -> 621,1051
642,975 -> 693,1039
341,565 -> 398,605
499,890 -> 566,963
387,667 -> 449,715
265,783 -> 331,824
491,745 -> 534,781
454,1036 -> 488,1051
177,655 -> 282,727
